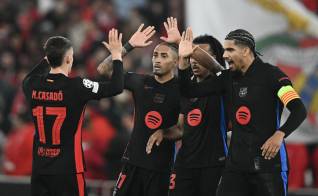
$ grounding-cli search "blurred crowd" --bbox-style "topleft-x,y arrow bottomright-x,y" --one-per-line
0,0 -> 318,190
0,0 -> 183,180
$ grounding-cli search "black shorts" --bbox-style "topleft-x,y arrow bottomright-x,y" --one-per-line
31,172 -> 87,196
216,170 -> 288,196
169,166 -> 224,196
113,163 -> 170,196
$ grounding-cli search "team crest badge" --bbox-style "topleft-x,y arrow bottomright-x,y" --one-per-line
239,87 -> 248,97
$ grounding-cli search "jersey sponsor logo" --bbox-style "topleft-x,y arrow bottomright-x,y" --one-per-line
187,108 -> 202,126
145,111 -> 163,129
153,93 -> 165,103
32,90 -> 63,101
144,85 -> 154,90
235,106 -> 251,125
239,87 -> 248,97
37,147 -> 60,158
82,79 -> 99,93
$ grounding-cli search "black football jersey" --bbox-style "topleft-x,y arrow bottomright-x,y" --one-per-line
23,59 -> 123,174
122,73 -> 180,172
176,76 -> 228,168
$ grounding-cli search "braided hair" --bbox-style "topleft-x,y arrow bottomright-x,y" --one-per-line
225,29 -> 260,56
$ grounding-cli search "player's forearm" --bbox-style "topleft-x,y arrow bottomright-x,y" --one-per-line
178,57 -> 190,70
102,60 -> 124,96
97,42 -> 134,75
26,58 -> 50,78
179,67 -> 224,98
178,68 -> 210,98
191,46 -> 224,73
279,99 -> 307,137
163,125 -> 183,141
178,67 -> 196,98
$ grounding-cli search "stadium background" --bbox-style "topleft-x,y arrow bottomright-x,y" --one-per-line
0,0 -> 317,195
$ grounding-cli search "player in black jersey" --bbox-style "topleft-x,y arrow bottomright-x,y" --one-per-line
178,28 -> 307,196
171,35 -> 227,196
98,23 -> 181,196
146,18 -> 228,196
23,29 -> 124,196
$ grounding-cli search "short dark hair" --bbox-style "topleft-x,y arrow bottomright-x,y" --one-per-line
43,36 -> 72,68
158,42 -> 179,56
225,29 -> 259,56
193,35 -> 226,68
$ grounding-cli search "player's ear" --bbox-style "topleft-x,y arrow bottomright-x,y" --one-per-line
65,54 -> 71,65
173,53 -> 179,65
174,58 -> 178,66
176,58 -> 179,66
242,47 -> 250,57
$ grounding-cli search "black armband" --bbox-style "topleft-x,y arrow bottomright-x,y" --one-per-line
123,42 -> 134,53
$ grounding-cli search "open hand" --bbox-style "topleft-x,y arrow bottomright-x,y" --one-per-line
102,28 -> 123,60
160,17 -> 181,44
261,131 -> 285,160
129,24 -> 156,48
179,27 -> 196,58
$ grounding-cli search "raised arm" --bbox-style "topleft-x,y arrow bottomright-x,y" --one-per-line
97,24 -> 156,76
192,46 -> 224,73
98,28 -> 124,96
177,28 -> 225,98
179,27 -> 224,74
26,57 -> 50,78
160,17 -> 223,73
178,67 -> 224,98
22,58 -> 50,94
160,17 -> 182,44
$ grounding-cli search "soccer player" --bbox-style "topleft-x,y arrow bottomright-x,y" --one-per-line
23,29 -> 124,196
178,28 -> 307,196
148,35 -> 228,196
98,26 -> 181,196
146,18 -> 228,196
170,35 -> 228,196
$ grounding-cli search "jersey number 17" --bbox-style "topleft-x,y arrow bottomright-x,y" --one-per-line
32,106 -> 66,145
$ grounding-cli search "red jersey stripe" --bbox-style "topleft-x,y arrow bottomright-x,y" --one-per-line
76,173 -> 85,196
75,109 -> 85,173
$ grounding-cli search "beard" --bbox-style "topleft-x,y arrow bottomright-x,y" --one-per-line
153,69 -> 164,76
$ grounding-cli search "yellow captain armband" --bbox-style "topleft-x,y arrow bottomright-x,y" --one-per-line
277,85 -> 300,106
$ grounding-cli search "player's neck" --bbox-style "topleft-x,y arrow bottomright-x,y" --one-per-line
241,55 -> 255,74
50,65 -> 69,77
155,72 -> 174,84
